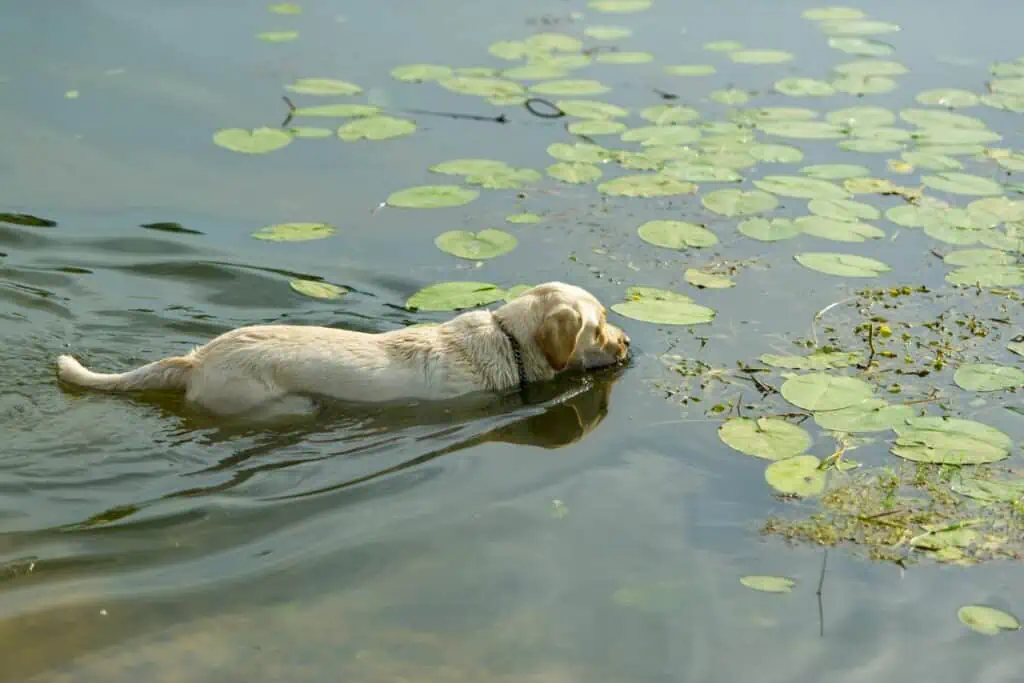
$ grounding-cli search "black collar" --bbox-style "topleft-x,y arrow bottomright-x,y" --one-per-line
494,315 -> 528,395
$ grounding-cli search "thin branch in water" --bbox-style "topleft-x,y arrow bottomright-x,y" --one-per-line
281,95 -> 297,127
653,88 -> 678,100
403,108 -> 507,123
856,323 -> 876,371
816,550 -> 828,638
523,97 -> 565,119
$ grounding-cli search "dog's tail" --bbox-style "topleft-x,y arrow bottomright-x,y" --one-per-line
56,354 -> 195,393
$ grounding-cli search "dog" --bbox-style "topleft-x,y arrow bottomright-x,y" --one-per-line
56,282 -> 631,417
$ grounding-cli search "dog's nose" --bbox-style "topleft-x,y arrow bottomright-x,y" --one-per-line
623,334 -> 631,347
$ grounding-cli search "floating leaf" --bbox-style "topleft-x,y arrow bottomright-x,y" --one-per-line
892,417 -> 1010,465
611,288 -> 715,325
896,416 -> 1011,449
638,220 -> 718,249
598,174 -> 697,197
705,40 -> 744,51
547,162 -> 603,184
390,64 -> 453,83
834,59 -> 908,77
285,78 -> 362,96
703,189 -> 778,217
739,217 -> 801,241
289,126 -> 333,138
440,76 -> 523,97
801,164 -> 871,180
429,158 -> 509,176
951,477 -> 1024,504
684,269 -> 734,289
954,363 -> 1024,392
665,64 -> 716,76
916,89 -> 980,108
758,121 -> 846,139
797,216 -> 885,243
661,163 -> 742,182
719,417 -> 811,460
754,176 -> 850,200
819,19 -> 901,35
827,106 -> 895,127
730,49 -> 794,64
803,7 -> 865,20
794,252 -> 891,277
710,88 -> 750,105
740,575 -> 796,593
386,185 -> 479,208
435,229 -> 517,260
558,99 -> 630,119
808,198 -> 880,221
621,125 -> 701,146
292,104 -> 380,118
466,167 -> 542,190
828,37 -> 895,56
0,213 -> 57,227
588,0 -> 651,12
761,351 -> 862,371
832,75 -> 897,95
337,115 -> 415,141
269,3 -> 302,14
968,196 -> 1024,222
257,30 -> 299,42
213,127 -> 292,154
749,143 -> 805,163
766,455 -> 826,497
1009,342 -> 1024,357
252,222 -> 335,241
781,372 -> 874,411
958,606 -> 1021,636
775,78 -> 836,97
901,151 -> 963,171
584,25 -> 632,40
547,142 -> 613,163
506,212 -> 543,224
946,265 -> 1024,287
813,399 -> 913,433
640,104 -> 700,124
922,173 -> 1003,196
531,79 -> 609,95
289,279 -> 346,299
406,282 -> 506,311
943,249 -> 1016,267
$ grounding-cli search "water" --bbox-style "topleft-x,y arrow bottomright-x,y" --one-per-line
2,0 -> 1023,681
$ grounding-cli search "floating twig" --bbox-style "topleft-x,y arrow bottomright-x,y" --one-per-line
281,95 -> 296,127
816,550 -> 828,638
653,88 -> 679,100
403,108 -> 507,123
857,323 -> 876,371
523,97 -> 565,118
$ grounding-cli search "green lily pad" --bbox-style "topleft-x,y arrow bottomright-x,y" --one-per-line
257,30 -> 299,42
922,173 -> 1004,196
951,477 -> 1024,504
390,64 -> 454,83
704,40 -> 744,51
213,127 -> 292,154
1009,341 -> 1024,357
819,19 -> 901,35
406,281 -> 507,312
684,268 -> 734,289
337,115 -> 416,141
435,229 -> 517,260
754,176 -> 850,200
954,363 -> 1024,392
739,217 -> 801,241
740,575 -> 796,593
556,100 -> 629,119
638,220 -> 718,249
808,198 -> 880,221
621,125 -> 701,146
958,605 -> 1021,636
900,108 -> 986,129
288,126 -> 333,138
289,279 -> 347,299
828,37 -> 895,56
269,3 -> 302,14
703,189 -> 779,217
827,105 -> 895,127
547,162 -> 603,184
749,144 -> 805,163
386,185 -> 479,209
292,104 -> 381,118
598,174 -> 697,197
803,7 -> 865,20
611,288 -> 715,325
801,164 -> 871,180
661,163 -> 742,182
797,216 -> 885,243
531,79 -> 609,96
285,78 -> 362,96
466,167 -> 542,189
775,78 -> 836,97
781,372 -> 875,411
968,196 -> 1024,222
584,25 -> 633,40
506,212 -> 543,224
547,142 -> 613,163
710,88 -> 751,105
502,64 -> 569,80
729,49 -> 794,64
765,455 -> 826,497
901,151 -> 963,171
596,51 -> 654,65
832,75 -> 897,95
252,222 -> 335,241
834,59 -> 908,77
896,416 -> 1011,449
943,249 -> 1016,267
758,121 -> 847,139
916,89 -> 980,108
892,417 -> 1010,464
794,252 -> 891,277
665,64 -> 717,76
813,399 -> 914,433
719,417 -> 812,460
761,351 -> 862,371
588,0 -> 652,12
440,76 -> 523,97
946,265 -> 1024,287
429,158 -> 509,176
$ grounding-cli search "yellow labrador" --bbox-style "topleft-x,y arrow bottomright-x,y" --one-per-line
56,282 -> 630,416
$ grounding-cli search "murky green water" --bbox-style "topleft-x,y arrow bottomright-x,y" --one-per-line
2,0 -> 1023,681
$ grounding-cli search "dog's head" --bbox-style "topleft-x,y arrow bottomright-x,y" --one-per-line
497,282 -> 630,375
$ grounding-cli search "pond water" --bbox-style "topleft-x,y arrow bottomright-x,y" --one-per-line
2,0 -> 1023,681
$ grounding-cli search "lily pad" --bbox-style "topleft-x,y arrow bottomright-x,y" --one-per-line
466,167 -> 542,189
819,19 -> 901,36
502,64 -> 569,80
390,64 -> 454,83
257,30 -> 299,42
740,575 -> 796,593
730,49 -> 794,64
288,126 -> 333,138
739,217 -> 801,241
337,115 -> 416,141
285,78 -> 362,96
953,363 -> 1024,392
761,351 -> 862,371
775,78 -> 836,97
547,162 -> 603,184
922,173 -> 1004,197
386,185 -> 479,209
547,142 -> 613,163
289,279 -> 347,299
828,37 -> 895,56
588,0 -> 652,13
506,212 -> 543,224
801,164 -> 871,180
406,282 -> 506,312
705,40 -> 745,51
440,76 -> 523,98
584,25 -> 633,40
834,59 -> 908,77
813,399 -> 914,433
1010,342 -> 1024,357
808,198 -> 880,221
213,127 -> 292,154
900,151 -> 963,171
562,118 -> 620,134
758,121 -> 847,139
665,64 -> 716,76
661,163 -> 742,182
951,476 -> 1024,504
796,216 -> 885,243
252,222 -> 335,241
832,75 -> 897,94
827,106 -> 895,127
765,455 -> 827,497
702,189 -> 779,216
621,125 -> 701,146
598,174 -> 697,197
638,220 -> 718,249
531,79 -> 609,96
958,606 -> 1021,636
435,229 -> 517,260
754,176 -> 850,200
946,265 -> 1024,287
710,88 -> 751,105
780,372 -> 874,411
292,104 -> 381,118
557,100 -> 629,119
749,143 -> 805,163
892,417 -> 1010,465
803,7 -> 865,20
794,252 -> 891,277
269,3 -> 302,14
917,89 -> 980,108
718,417 -> 812,460
943,249 -> 1016,267
684,269 -> 734,289
429,158 -> 509,176
611,288 -> 715,325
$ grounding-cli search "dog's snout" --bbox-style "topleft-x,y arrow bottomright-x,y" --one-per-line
623,334 -> 631,347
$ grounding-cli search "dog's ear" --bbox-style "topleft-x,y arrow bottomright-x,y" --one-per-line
534,304 -> 584,372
